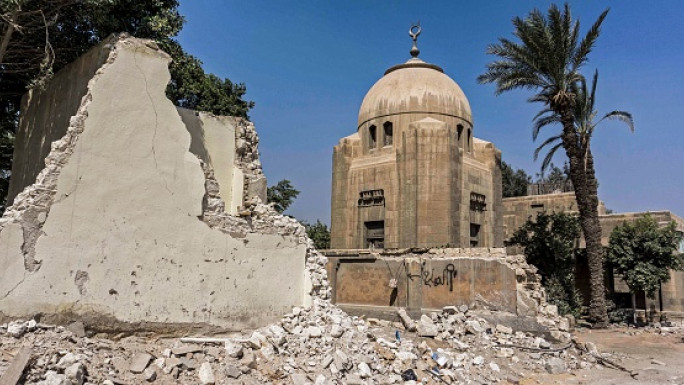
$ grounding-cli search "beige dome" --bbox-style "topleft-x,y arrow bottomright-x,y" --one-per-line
357,59 -> 472,128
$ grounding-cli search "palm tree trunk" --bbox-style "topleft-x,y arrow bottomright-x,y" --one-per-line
559,109 -> 609,327
0,11 -> 19,66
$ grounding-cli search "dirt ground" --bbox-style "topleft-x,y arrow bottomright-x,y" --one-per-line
524,327 -> 684,385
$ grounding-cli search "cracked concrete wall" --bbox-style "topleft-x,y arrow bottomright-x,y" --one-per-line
179,108 -> 244,214
0,36 -> 308,331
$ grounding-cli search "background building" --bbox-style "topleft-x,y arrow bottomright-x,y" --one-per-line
330,29 -> 503,250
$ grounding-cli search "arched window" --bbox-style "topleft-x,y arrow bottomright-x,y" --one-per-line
383,121 -> 393,146
457,124 -> 463,145
369,125 -> 377,149
467,129 -> 472,152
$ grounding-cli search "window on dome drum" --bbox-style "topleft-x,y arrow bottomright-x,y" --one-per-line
383,122 -> 393,146
369,125 -> 377,149
457,124 -> 463,145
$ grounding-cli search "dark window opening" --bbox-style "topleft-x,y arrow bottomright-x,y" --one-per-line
531,203 -> 545,209
470,223 -> 481,247
369,125 -> 377,149
467,129 -> 472,152
469,192 -> 486,212
383,121 -> 393,146
365,221 -> 385,249
457,124 -> 463,144
358,189 -> 385,207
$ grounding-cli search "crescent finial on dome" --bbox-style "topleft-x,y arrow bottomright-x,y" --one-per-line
409,23 -> 421,58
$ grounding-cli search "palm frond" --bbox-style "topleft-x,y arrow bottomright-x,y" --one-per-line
541,142 -> 565,173
533,113 -> 561,140
598,111 -> 635,132
534,135 -> 562,160
572,8 -> 609,71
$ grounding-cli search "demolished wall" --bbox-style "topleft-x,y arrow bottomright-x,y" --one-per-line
0,35 -> 327,332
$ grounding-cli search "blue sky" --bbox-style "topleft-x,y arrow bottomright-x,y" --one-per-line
177,1 -> 684,225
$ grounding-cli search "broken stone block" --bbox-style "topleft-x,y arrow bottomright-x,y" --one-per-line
240,349 -> 257,369
129,353 -> 153,374
465,320 -> 484,334
198,362 -> 215,384
396,308 -> 417,332
358,362 -> 372,378
41,370 -> 70,385
545,357 -> 567,374
417,315 -> 439,337
290,373 -> 308,385
143,366 -> 157,382
330,324 -> 344,338
65,362 -> 86,385
225,365 -> 242,379
7,321 -> 26,338
224,340 -> 243,358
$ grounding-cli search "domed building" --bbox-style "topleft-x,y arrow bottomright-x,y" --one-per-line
331,27 -> 504,249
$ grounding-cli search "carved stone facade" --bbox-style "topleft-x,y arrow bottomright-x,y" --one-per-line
331,46 -> 503,250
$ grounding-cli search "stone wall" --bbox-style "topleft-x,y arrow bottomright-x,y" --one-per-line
0,35 -> 327,332
324,248 -> 560,326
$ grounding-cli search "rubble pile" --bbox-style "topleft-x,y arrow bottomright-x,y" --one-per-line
2,298 -> 613,385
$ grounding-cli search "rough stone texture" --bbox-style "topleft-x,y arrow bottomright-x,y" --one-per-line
0,35 -> 327,332
331,54 -> 503,250
325,248 -> 551,325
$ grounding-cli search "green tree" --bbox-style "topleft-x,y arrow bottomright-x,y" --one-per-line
267,179 -> 300,214
303,220 -> 331,250
0,0 -> 253,213
607,215 -> 683,323
507,212 -> 583,317
478,3 -> 611,325
501,160 -> 531,197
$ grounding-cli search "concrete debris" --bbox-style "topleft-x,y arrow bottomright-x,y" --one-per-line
0,306 -> 655,385
128,352 -> 153,374
198,362 -> 215,384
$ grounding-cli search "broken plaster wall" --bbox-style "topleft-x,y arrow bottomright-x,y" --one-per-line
0,35 -> 329,332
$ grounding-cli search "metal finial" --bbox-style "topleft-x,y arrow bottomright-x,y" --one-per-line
409,23 -> 421,58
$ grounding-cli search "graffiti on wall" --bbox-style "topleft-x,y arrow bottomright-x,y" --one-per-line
422,263 -> 457,292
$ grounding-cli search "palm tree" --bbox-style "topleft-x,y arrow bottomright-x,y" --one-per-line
478,3 -> 612,325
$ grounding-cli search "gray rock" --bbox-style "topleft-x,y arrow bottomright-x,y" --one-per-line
129,352 -> 153,374
358,362 -> 372,378
240,349 -> 257,369
306,326 -> 322,338
396,308 -> 417,332
225,365 -> 242,379
198,362 -> 215,384
290,373 -> 308,385
417,315 -> 439,337
41,370 -> 71,385
545,357 -> 567,374
224,340 -> 243,358
65,362 -> 86,385
443,306 -> 459,314
179,357 -> 198,370
465,320 -> 484,334
330,324 -> 344,338
7,321 -> 26,338
143,367 -> 157,382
